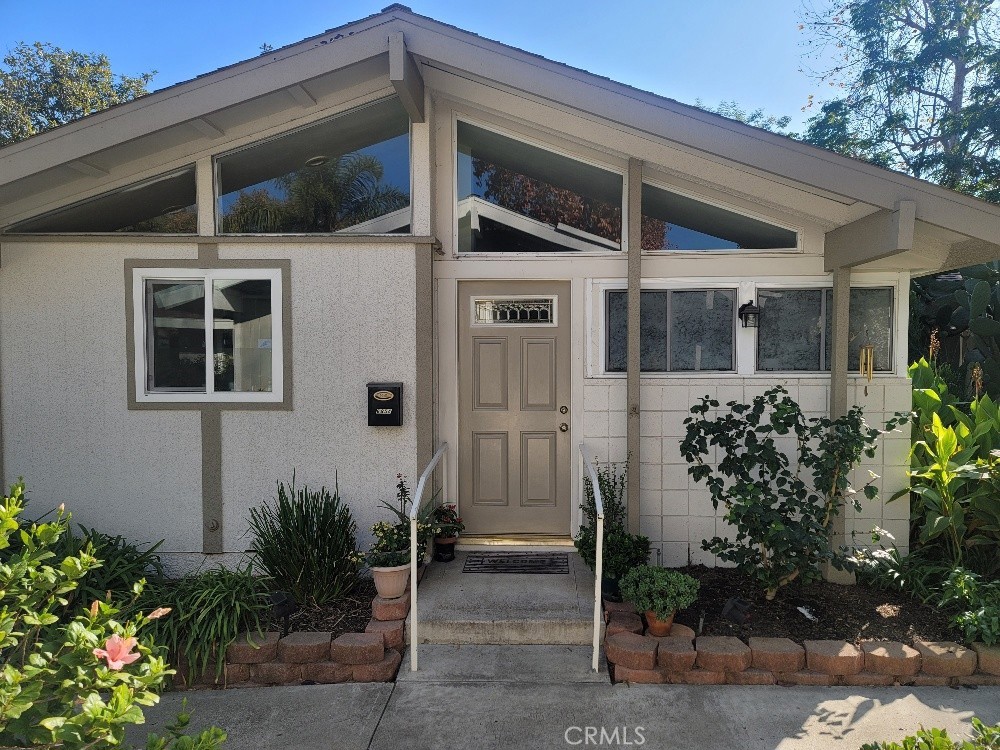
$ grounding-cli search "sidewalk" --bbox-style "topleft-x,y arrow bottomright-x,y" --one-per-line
135,646 -> 1000,750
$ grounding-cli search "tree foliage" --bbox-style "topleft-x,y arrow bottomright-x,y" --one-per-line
800,0 -> 1000,200
0,42 -> 155,146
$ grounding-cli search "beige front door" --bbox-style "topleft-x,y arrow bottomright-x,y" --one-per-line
458,281 -> 571,535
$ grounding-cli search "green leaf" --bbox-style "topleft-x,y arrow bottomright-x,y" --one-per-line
969,317 -> 1000,338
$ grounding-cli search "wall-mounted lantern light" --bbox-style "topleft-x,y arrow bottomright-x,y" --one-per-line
738,300 -> 760,328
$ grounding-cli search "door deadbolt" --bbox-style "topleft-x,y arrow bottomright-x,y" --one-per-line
559,423 -> 569,432
559,405 -> 568,414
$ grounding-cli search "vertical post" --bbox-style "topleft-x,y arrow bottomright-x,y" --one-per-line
826,266 -> 854,584
410,516 -> 418,670
195,157 -> 215,237
626,158 -> 643,535
593,512 -> 604,672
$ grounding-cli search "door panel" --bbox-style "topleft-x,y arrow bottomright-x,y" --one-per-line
521,338 -> 556,410
459,281 -> 571,535
474,338 -> 508,410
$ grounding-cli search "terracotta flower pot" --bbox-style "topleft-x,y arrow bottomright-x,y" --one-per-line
645,609 -> 676,637
371,563 -> 410,600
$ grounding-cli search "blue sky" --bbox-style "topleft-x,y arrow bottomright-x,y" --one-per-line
1,1 -> 822,130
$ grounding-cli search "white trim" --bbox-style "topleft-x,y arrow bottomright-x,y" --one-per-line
132,267 -> 284,403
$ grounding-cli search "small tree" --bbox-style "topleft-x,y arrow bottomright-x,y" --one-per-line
0,480 -> 225,749
680,387 -> 905,599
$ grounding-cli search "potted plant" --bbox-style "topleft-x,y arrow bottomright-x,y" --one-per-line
619,565 -> 700,636
361,521 -> 411,600
431,504 -> 465,562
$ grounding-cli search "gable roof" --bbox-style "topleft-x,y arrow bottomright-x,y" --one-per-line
1,4 -> 998,271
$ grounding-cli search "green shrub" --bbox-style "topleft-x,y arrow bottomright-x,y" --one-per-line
60,527 -> 164,610
247,474 -> 360,604
0,479 -> 225,749
575,460 -> 650,581
860,718 -> 1000,750
941,568 -> 1000,646
681,386 -> 906,600
619,566 -> 699,620
142,566 -> 270,683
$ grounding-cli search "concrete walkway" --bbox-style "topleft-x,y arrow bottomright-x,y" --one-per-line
135,646 -> 1000,750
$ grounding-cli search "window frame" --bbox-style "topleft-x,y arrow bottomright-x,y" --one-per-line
754,284 -> 895,375
640,176 -> 802,254
131,267 -> 285,403
213,97 -> 413,237
452,113 -> 628,257
600,282 -> 740,375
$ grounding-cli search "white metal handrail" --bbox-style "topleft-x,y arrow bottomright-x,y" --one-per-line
580,444 -> 605,673
409,442 -> 449,672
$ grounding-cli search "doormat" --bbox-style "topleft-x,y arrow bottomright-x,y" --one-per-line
462,552 -> 570,574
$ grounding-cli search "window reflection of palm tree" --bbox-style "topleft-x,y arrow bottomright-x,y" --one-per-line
222,153 -> 408,233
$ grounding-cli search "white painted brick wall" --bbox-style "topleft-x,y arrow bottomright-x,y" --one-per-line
582,376 -> 912,568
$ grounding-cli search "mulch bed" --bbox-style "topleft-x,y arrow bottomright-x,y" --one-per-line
671,565 -> 958,645
264,579 -> 377,638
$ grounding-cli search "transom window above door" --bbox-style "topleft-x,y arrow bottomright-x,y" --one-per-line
456,121 -> 623,253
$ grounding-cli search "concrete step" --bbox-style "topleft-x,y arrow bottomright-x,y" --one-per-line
406,551 -> 602,646
397,645 -> 608,683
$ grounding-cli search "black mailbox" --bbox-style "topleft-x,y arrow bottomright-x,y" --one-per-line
367,382 -> 403,426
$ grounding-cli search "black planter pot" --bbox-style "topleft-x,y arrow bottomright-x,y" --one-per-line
601,576 -> 622,603
433,537 -> 457,562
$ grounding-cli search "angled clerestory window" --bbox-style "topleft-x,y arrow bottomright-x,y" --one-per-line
3,167 -> 197,234
457,121 -> 623,253
641,182 -> 797,250
217,98 -> 410,234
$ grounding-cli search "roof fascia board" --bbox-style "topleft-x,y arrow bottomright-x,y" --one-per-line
0,22 -> 395,186
395,18 -> 1000,242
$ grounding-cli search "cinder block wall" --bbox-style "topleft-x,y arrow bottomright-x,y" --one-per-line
583,377 -> 912,567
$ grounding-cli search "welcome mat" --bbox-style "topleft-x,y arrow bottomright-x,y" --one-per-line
462,551 -> 570,574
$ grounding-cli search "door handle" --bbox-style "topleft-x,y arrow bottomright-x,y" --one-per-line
559,423 -> 569,432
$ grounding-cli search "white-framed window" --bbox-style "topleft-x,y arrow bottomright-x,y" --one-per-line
756,286 -> 894,373
132,268 -> 284,403
604,287 -> 737,373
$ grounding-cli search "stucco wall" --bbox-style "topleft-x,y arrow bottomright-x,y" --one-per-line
0,241 -> 203,556
217,243 -> 426,556
0,240 -> 429,571
583,376 -> 912,567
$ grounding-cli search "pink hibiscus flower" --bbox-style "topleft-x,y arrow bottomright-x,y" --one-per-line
93,634 -> 141,670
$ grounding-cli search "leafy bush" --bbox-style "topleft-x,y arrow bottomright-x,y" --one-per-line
142,566 -> 270,683
247,474 -> 360,605
860,718 -> 1000,750
0,479 -> 225,749
681,387 -> 905,600
575,460 -> 650,582
59,527 -> 164,610
941,568 -> 1000,646
619,566 -> 699,620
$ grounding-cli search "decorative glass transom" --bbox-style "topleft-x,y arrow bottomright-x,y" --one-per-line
473,298 -> 555,325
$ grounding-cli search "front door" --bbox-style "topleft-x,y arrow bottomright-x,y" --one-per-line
458,281 -> 571,535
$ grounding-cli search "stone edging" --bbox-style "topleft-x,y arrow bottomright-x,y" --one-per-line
603,599 -> 1000,686
175,594 -> 411,688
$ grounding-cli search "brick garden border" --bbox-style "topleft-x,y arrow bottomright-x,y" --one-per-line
175,588 -> 414,689
604,599 -> 1000,686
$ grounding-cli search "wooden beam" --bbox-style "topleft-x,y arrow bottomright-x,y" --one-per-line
66,160 -> 109,177
190,118 -> 225,139
286,84 -> 317,109
825,201 -> 915,271
626,158 -> 642,536
389,31 -> 425,123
